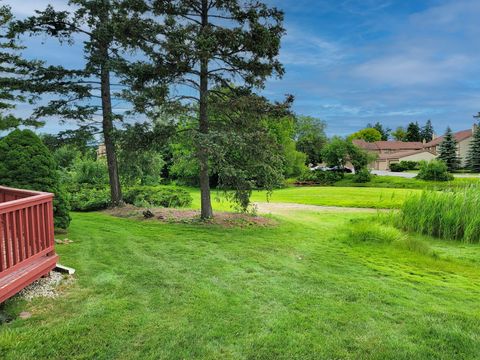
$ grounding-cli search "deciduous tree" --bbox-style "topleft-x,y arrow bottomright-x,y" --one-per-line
295,116 -> 327,164
348,128 -> 382,143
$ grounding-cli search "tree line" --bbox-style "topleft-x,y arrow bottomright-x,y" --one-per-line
0,1 -> 331,220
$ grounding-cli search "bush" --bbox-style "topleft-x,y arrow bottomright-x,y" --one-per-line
71,157 -> 109,187
390,161 -> 418,172
298,169 -> 343,185
401,161 -> 418,170
0,129 -> 71,229
124,186 -> 192,208
353,168 -> 371,183
416,160 -> 453,181
389,163 -> 404,172
400,187 -> 480,243
70,187 -> 111,211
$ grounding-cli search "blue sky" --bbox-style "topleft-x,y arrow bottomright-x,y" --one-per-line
9,0 -> 480,136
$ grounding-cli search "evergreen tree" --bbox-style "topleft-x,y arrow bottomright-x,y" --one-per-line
0,129 -> 70,229
467,115 -> 480,172
405,122 -> 422,142
124,0 -> 285,219
421,120 -> 434,142
367,122 -> 390,140
438,127 -> 460,171
12,1 -> 151,206
0,5 -> 43,131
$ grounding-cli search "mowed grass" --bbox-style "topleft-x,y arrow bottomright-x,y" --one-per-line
335,174 -> 480,190
1,211 -> 479,359
187,186 -> 420,210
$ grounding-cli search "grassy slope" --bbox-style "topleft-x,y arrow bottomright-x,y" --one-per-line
1,211 -> 479,359
188,186 -> 420,211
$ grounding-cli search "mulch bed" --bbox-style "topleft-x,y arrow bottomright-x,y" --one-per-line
104,205 -> 277,228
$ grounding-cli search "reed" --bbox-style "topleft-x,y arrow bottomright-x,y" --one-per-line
400,186 -> 480,243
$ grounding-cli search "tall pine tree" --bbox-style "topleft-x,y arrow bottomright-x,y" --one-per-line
124,0 -> 285,219
12,1 -> 155,206
405,122 -> 422,142
421,120 -> 434,142
438,127 -> 460,171
467,115 -> 480,172
0,4 -> 43,131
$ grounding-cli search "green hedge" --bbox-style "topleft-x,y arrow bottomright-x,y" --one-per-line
298,169 -> 343,185
71,186 -> 193,211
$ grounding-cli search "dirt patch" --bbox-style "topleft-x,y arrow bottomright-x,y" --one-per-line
254,202 -> 382,215
105,205 -> 276,228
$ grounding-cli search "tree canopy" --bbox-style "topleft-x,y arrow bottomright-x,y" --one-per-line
348,128 -> 382,143
122,0 -> 285,218
295,116 -> 327,165
405,122 -> 422,142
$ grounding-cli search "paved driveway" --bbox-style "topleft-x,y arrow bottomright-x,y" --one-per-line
372,170 -> 480,178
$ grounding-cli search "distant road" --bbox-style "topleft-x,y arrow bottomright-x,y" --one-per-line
372,170 -> 480,178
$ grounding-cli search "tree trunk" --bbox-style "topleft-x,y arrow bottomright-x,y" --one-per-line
198,0 -> 213,219
100,59 -> 123,207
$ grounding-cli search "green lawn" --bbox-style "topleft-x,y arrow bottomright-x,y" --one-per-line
1,209 -> 479,359
188,186 -> 420,210
335,174 -> 480,190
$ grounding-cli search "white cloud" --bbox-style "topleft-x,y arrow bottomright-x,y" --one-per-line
353,54 -> 471,86
280,27 -> 345,67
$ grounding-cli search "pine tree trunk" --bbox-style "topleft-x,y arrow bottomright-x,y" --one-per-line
198,0 -> 213,219
100,57 -> 123,207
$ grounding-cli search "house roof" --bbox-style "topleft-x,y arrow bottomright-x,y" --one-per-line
375,141 -> 424,150
378,149 -> 435,160
352,139 -> 423,151
352,139 -> 378,150
425,129 -> 473,147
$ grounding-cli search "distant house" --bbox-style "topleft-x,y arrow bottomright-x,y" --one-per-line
97,143 -> 107,158
423,127 -> 475,166
353,125 -> 476,170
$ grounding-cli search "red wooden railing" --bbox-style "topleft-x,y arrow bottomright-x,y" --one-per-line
0,186 -> 58,303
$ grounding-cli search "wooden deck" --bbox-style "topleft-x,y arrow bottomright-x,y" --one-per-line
0,186 -> 58,303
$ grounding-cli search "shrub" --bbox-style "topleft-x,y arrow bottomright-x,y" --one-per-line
353,168 -> 371,183
54,145 -> 81,170
389,163 -> 405,172
298,169 -> 343,185
390,161 -> 418,172
71,157 -> 109,187
416,160 -> 453,181
0,130 -> 71,229
401,161 -> 418,170
400,187 -> 480,243
70,187 -> 111,211
124,186 -> 192,208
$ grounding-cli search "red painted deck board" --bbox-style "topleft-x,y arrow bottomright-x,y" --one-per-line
0,254 -> 58,303
0,186 -> 58,303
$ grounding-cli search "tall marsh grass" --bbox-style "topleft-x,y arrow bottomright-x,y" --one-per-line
400,186 -> 480,243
